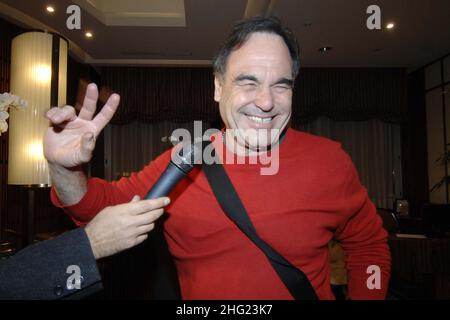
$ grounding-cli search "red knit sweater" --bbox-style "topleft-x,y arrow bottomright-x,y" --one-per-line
51,128 -> 391,299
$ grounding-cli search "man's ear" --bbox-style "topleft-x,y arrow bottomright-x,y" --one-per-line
214,75 -> 223,102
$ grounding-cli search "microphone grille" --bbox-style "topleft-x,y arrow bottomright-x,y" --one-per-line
171,143 -> 202,173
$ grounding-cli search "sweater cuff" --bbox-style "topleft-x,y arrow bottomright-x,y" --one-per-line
50,178 -> 103,226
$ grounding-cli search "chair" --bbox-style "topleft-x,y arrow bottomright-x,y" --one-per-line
0,231 -> 18,259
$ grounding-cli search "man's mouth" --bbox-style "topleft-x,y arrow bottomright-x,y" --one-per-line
246,115 -> 274,124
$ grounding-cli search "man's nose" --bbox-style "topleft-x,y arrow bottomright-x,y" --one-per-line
254,86 -> 274,112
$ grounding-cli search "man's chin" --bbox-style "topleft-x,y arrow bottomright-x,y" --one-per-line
239,137 -> 279,153
232,128 -> 278,150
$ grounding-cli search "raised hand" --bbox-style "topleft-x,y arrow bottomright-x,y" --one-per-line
44,83 -> 120,168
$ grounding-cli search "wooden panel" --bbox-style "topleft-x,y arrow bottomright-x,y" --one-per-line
0,18 -> 24,241
426,88 -> 446,203
389,237 -> 450,299
444,55 -> 450,83
425,62 -> 442,90
446,83 -> 450,202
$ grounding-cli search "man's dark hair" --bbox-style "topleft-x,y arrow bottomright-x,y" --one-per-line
212,16 -> 300,80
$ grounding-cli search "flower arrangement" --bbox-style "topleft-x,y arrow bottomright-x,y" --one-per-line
0,92 -> 28,135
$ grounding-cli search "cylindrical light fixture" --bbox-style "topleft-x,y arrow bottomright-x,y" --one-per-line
8,31 -> 68,186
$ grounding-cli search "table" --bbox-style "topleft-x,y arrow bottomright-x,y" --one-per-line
389,235 -> 450,299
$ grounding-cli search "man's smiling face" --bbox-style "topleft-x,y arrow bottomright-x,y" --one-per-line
214,32 -> 293,153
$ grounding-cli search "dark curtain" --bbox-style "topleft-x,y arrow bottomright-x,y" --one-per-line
101,67 -> 219,125
402,69 -> 429,217
292,68 -> 407,125
100,66 -> 408,126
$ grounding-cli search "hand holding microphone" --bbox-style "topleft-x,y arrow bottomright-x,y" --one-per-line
84,143 -> 199,259
85,195 -> 170,259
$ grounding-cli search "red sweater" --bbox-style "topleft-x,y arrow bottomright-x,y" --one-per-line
52,128 -> 391,299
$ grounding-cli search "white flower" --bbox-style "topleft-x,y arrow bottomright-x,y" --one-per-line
0,120 -> 8,135
0,93 -> 14,107
10,94 -> 20,105
0,92 -> 28,135
0,92 -> 27,109
18,99 -> 28,109
0,111 -> 9,121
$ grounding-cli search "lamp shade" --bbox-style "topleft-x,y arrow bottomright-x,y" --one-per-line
8,32 -> 68,185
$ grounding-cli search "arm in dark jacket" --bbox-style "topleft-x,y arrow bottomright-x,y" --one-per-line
0,228 -> 102,300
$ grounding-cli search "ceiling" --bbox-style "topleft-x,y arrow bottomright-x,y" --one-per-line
0,0 -> 449,69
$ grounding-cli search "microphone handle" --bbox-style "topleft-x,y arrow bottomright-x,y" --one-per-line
144,162 -> 187,200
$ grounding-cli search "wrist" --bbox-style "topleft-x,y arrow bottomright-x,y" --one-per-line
49,164 -> 88,205
48,163 -> 85,177
85,225 -> 101,259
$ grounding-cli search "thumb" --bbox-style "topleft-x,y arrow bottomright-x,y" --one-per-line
131,195 -> 141,202
79,132 -> 95,162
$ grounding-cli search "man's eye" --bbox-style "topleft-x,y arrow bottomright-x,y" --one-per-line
240,82 -> 256,87
274,85 -> 291,91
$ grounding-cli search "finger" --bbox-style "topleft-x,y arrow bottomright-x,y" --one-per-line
46,106 -> 77,125
45,107 -> 59,119
126,197 -> 170,215
134,209 -> 164,226
131,195 -> 140,202
78,83 -> 99,121
134,234 -> 148,246
79,132 -> 96,163
136,223 -> 155,235
92,93 -> 120,131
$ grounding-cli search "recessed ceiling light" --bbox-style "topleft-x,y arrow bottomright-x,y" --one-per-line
318,46 -> 332,53
46,6 -> 55,13
386,22 -> 395,29
85,32 -> 93,39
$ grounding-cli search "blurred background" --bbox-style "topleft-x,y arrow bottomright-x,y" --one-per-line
0,0 -> 449,299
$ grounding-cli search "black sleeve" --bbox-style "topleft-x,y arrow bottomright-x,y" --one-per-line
0,228 -> 102,300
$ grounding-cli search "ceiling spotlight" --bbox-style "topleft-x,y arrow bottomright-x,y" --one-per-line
46,6 -> 55,13
386,22 -> 395,29
318,46 -> 332,53
85,32 -> 93,39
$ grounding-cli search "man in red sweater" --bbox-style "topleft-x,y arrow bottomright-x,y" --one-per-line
44,17 -> 390,299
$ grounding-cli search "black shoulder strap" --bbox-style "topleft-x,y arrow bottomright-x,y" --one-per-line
202,142 -> 318,300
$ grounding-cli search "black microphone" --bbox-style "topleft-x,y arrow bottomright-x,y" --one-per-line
144,143 -> 201,199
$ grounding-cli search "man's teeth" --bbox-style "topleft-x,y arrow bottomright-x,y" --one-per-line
247,115 -> 273,123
